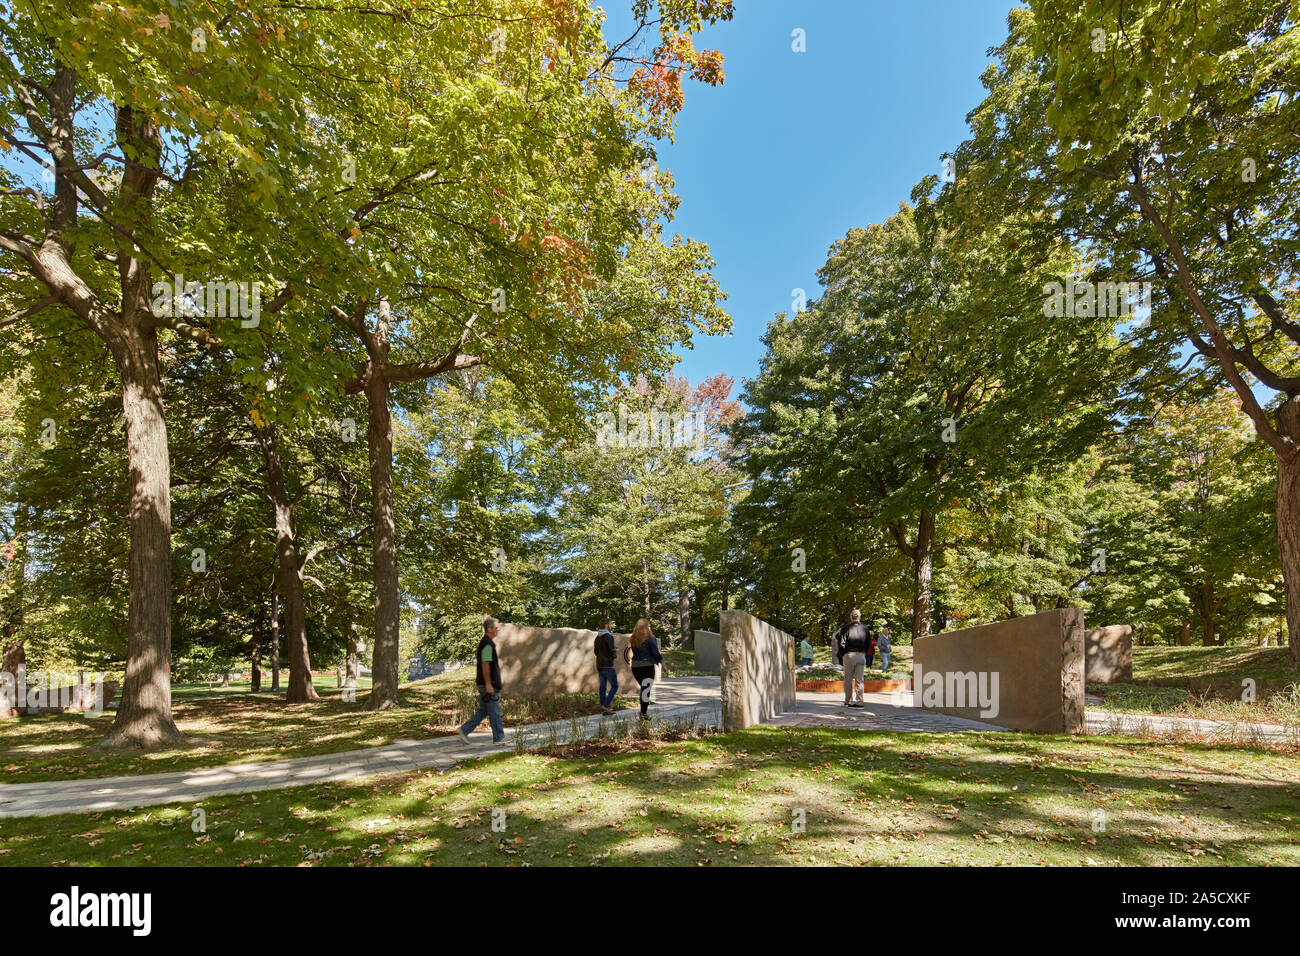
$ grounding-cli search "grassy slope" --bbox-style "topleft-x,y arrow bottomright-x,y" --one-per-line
1089,646 -> 1300,724
0,672 -> 628,784
170,675 -> 372,700
2,726 -> 1296,867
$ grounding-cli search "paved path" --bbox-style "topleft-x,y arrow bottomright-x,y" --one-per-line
0,679 -> 722,819
786,688 -> 1299,741
4,675 -> 1292,819
775,688 -> 1001,732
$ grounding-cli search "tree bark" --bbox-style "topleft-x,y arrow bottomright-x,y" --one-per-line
346,632 -> 359,682
250,611 -> 263,693
1198,579 -> 1217,646
96,328 -> 186,748
680,589 -> 692,649
1274,396 -> 1300,665
257,430 -> 317,702
270,591 -> 281,692
1179,621 -> 1192,646
911,509 -> 935,643
366,365 -> 401,709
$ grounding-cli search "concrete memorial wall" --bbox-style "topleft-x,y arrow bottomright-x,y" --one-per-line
1084,624 -> 1133,683
912,608 -> 1085,733
493,623 -> 658,698
719,610 -> 796,731
694,630 -> 721,674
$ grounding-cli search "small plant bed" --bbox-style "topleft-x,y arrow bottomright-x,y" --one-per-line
797,676 -> 910,693
797,665 -> 843,681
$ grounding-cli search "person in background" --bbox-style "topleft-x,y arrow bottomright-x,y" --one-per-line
865,620 -> 878,669
835,610 -> 870,707
877,625 -> 892,672
594,616 -> 619,714
799,635 -> 815,667
626,618 -> 663,720
458,616 -> 508,746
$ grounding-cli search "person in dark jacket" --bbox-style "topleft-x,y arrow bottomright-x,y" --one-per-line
594,616 -> 619,714
865,622 -> 878,669
835,610 -> 871,707
625,618 -> 663,720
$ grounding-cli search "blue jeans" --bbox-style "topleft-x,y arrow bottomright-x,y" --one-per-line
460,690 -> 505,742
801,657 -> 813,666
881,651 -> 891,671
598,667 -> 619,707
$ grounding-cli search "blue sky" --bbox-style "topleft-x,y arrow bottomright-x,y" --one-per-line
604,1 -> 1019,393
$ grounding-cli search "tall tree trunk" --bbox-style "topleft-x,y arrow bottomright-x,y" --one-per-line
1198,580 -> 1216,646
258,430 -> 317,702
911,509 -> 935,643
270,591 -> 281,692
366,365 -> 401,710
1275,401 -> 1300,665
97,329 -> 185,748
1179,621 -> 1192,646
679,587 -> 692,649
250,610 -> 263,693
347,632 -> 358,681
1131,186 -> 1299,666
641,555 -> 651,620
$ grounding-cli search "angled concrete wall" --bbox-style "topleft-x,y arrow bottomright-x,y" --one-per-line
493,624 -> 657,698
1085,625 -> 1132,683
720,610 -> 796,731
694,630 -> 721,674
913,608 -> 1085,733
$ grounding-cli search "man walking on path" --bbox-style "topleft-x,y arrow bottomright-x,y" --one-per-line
594,616 -> 619,714
836,610 -> 870,707
458,616 -> 508,745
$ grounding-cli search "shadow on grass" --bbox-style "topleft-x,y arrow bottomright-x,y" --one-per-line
0,677 -> 621,784
4,726 -> 1296,867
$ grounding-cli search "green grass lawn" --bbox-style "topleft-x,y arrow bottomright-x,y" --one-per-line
1128,645 -> 1298,685
2,726 -> 1296,866
0,671 -> 629,784
1089,646 -> 1300,726
170,674 -> 372,699
659,646 -> 714,676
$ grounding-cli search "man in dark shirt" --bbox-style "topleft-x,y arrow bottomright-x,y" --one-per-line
594,616 -> 618,714
457,616 -> 508,745
836,610 -> 871,707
